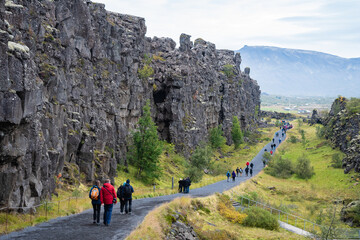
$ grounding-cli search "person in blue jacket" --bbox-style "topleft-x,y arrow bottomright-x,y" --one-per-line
89,180 -> 101,224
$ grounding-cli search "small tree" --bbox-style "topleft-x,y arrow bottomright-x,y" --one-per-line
128,100 -> 163,182
295,154 -> 315,179
209,125 -> 226,149
185,143 -> 212,182
231,116 -> 243,149
265,156 -> 294,179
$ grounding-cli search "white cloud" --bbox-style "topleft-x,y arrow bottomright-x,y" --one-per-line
95,0 -> 360,58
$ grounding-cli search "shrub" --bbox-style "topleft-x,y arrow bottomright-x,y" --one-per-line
295,155 -> 315,179
265,156 -> 294,179
231,116 -> 243,149
346,98 -> 360,114
316,125 -> 325,138
209,125 -> 226,149
331,153 -> 343,168
185,143 -> 212,182
289,135 -> 298,143
138,64 -> 154,80
222,64 -> 235,79
243,207 -> 279,231
217,194 -> 247,224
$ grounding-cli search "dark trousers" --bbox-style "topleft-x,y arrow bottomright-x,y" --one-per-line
103,204 -> 113,225
125,199 -> 132,213
92,203 -> 101,223
120,198 -> 125,213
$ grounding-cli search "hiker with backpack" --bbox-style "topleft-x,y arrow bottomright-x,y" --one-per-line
183,177 -> 191,193
239,167 -> 243,176
245,167 -> 249,177
117,182 -> 126,214
122,179 -> 134,214
89,180 -> 101,225
250,168 -> 253,177
232,170 -> 236,182
236,167 -> 240,177
226,171 -> 231,182
250,162 -> 254,169
100,179 -> 117,226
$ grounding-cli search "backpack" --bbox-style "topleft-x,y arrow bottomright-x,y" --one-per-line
90,187 -> 99,200
117,186 -> 123,198
124,185 -> 132,198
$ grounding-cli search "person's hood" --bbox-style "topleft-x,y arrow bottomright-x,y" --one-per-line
125,182 -> 130,186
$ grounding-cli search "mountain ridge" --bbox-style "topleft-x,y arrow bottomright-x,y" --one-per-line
237,45 -> 360,97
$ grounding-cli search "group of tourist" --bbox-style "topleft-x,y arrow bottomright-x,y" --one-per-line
88,179 -> 134,226
226,161 -> 255,182
178,177 -> 191,193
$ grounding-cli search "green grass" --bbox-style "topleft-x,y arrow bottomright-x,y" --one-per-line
227,121 -> 359,234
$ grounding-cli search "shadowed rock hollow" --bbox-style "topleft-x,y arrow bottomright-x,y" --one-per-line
0,0 -> 260,209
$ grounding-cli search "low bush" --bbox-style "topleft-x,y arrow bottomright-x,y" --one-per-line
331,153 -> 343,168
217,194 -> 247,224
289,135 -> 298,143
209,125 -> 226,149
243,206 -> 279,231
295,155 -> 315,179
264,156 -> 294,179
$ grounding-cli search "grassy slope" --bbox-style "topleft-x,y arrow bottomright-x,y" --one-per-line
127,121 -> 360,239
126,196 -> 305,240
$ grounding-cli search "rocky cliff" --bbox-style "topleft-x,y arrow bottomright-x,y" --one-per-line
0,0 -> 260,209
322,97 -> 360,173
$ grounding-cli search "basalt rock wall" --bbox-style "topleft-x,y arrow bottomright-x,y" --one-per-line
322,97 -> 360,173
0,0 -> 260,209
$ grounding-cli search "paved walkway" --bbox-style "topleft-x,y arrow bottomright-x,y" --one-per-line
1,130 -> 286,240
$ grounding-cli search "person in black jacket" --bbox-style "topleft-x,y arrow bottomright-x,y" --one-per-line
89,180 -> 101,225
122,179 -> 134,214
117,182 -> 126,214
183,177 -> 191,193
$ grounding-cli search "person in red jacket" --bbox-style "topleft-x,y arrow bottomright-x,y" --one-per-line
100,179 -> 117,226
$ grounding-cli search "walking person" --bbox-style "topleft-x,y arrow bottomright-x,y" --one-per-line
122,179 -> 134,214
270,150 -> 273,155
226,171 -> 231,182
100,179 -> 117,226
246,161 -> 249,167
184,177 -> 191,193
279,139 -> 282,144
245,167 -> 249,177
236,167 -> 240,177
239,167 -> 243,176
250,168 -> 253,177
89,180 -> 101,225
232,170 -> 236,182
272,138 -> 275,143
178,178 -> 184,193
262,158 -> 266,167
250,162 -> 254,169
117,182 -> 126,214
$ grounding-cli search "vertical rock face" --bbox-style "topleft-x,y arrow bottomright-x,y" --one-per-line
323,98 -> 360,173
0,0 -> 260,209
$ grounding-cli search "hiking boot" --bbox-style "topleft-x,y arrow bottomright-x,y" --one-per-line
128,212 -> 132,215
93,221 -> 96,224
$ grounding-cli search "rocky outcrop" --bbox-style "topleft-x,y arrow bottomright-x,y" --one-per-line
309,109 -> 322,125
323,97 -> 360,173
340,200 -> 360,227
260,111 -> 296,120
0,0 -> 260,209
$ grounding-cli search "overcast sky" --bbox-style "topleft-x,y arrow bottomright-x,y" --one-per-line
95,0 -> 360,58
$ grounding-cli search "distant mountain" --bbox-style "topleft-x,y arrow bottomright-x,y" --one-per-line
237,46 -> 360,97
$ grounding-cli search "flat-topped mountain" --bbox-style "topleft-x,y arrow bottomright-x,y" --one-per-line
237,46 -> 360,97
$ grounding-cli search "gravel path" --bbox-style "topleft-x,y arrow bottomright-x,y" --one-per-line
1,130 -> 285,240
